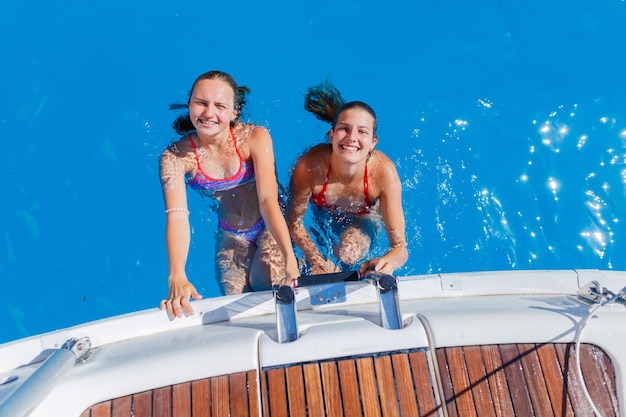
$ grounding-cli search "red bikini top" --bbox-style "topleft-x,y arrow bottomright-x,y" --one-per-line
311,164 -> 373,215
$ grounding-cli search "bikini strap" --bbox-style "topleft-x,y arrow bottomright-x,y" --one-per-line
321,164 -> 331,191
363,165 -> 372,206
230,128 -> 246,164
312,164 -> 332,206
319,164 -> 332,200
189,134 -> 201,169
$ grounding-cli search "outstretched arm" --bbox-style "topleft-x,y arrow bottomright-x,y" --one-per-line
159,148 -> 202,317
359,158 -> 408,275
249,127 -> 299,284
287,155 -> 339,274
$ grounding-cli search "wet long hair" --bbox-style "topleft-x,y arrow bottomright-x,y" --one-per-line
303,80 -> 378,135
170,70 -> 250,135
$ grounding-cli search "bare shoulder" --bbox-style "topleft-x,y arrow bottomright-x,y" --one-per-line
290,143 -> 331,189
236,123 -> 271,159
371,149 -> 394,164
296,143 -> 331,168
161,135 -> 193,158
369,150 -> 401,183
159,136 -> 195,184
250,124 -> 270,137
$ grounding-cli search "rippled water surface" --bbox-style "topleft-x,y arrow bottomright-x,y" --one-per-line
1,1 -> 625,343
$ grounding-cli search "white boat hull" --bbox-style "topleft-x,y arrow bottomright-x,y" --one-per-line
1,269 -> 625,416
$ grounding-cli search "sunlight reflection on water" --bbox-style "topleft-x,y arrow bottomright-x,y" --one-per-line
399,98 -> 625,275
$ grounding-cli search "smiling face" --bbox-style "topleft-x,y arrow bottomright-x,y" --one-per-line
188,78 -> 237,138
329,107 -> 378,163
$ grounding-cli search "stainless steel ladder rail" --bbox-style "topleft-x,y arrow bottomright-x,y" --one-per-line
363,271 -> 403,330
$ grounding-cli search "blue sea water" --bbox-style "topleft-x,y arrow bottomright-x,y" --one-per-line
1,1 -> 625,344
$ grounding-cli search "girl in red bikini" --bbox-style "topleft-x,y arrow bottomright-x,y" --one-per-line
159,71 -> 298,318
287,81 -> 408,276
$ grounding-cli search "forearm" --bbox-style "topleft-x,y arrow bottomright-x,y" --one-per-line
381,245 -> 409,272
289,219 -> 326,268
165,216 -> 191,279
259,202 -> 299,277
360,242 -> 408,276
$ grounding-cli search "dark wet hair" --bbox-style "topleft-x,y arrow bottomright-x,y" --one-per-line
170,70 -> 250,135
303,80 -> 378,135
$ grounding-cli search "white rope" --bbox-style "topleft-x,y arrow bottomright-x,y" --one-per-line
573,302 -> 606,417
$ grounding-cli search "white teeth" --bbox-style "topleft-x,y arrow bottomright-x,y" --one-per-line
340,145 -> 359,151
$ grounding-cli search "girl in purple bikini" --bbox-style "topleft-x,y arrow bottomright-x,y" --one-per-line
159,71 -> 298,318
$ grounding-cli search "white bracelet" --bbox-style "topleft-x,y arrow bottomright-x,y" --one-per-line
164,208 -> 190,214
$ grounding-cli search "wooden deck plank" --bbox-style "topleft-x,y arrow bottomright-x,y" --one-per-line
535,343 -> 575,417
435,348 -> 458,417
303,363 -> 325,417
266,368 -> 288,416
517,343 -> 555,417
498,344 -> 534,416
285,365 -> 307,417
211,375 -> 229,417
594,345 -> 620,417
338,359 -> 364,417
445,347 -> 477,417
111,396 -> 132,417
374,355 -> 400,417
320,360 -> 344,416
463,345 -> 497,417
593,344 -> 619,416
391,353 -> 419,417
410,350 -> 439,417
131,391 -> 153,417
479,344 -> 514,417
260,367 -> 270,417
88,402 -> 112,417
191,378 -> 211,417
554,343 -> 594,417
229,372 -> 249,417
247,370 -> 260,417
171,382 -> 191,417
578,344 -> 618,417
152,386 -> 171,417
601,345 -> 617,392
356,356 -> 382,417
